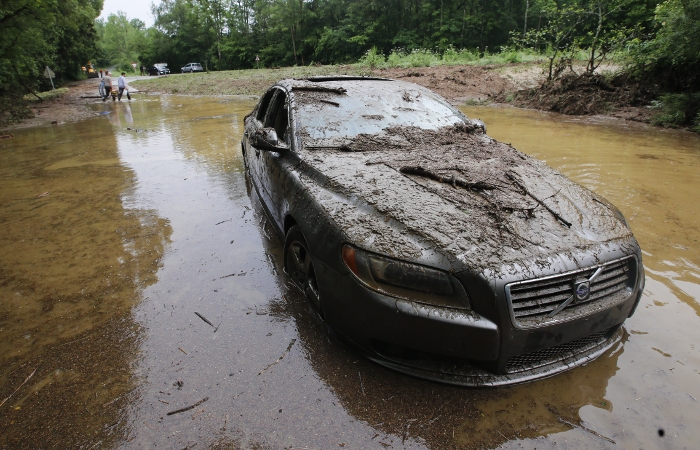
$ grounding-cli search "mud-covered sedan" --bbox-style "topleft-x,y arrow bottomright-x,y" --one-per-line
241,77 -> 645,386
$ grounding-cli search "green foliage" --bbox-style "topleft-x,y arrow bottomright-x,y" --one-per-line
627,0 -> 700,129
652,93 -> 700,128
138,0 -> 562,71
442,46 -> 479,64
515,0 -> 647,80
1,0 -> 101,125
23,87 -> 70,102
96,13 -> 148,71
358,47 -> 385,69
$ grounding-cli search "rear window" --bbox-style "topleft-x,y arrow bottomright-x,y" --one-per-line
293,82 -> 465,147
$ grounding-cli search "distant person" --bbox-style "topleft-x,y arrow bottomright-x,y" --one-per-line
99,69 -> 103,78
102,71 -> 113,101
117,72 -> 131,101
98,78 -> 105,97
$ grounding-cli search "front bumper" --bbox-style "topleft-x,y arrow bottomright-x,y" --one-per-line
313,254 -> 642,386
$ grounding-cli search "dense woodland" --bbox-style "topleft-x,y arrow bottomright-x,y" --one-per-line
1,0 -> 699,127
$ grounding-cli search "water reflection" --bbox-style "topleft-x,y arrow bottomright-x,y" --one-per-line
0,118 -> 171,447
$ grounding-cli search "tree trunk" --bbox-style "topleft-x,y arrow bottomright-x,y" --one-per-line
523,0 -> 529,38
291,24 -> 298,65
587,1 -> 603,74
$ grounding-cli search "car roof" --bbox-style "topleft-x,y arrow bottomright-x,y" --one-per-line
274,76 -> 454,101
278,76 -> 392,89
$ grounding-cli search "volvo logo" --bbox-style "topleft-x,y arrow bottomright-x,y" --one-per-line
574,281 -> 591,302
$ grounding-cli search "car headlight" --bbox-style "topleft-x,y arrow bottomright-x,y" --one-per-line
341,244 -> 470,310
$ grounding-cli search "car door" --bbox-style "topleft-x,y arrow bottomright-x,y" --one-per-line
258,88 -> 292,231
245,89 -> 277,210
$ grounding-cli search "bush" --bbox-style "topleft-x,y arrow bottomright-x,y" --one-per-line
652,93 -> 700,128
442,46 -> 478,64
23,87 -> 70,101
358,47 -> 385,69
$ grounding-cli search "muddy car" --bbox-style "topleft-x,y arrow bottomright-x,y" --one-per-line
241,77 -> 645,386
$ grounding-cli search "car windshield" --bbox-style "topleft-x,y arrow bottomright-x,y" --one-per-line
293,80 -> 466,147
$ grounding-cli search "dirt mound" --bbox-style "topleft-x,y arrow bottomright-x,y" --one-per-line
509,73 -> 656,116
373,65 -> 513,103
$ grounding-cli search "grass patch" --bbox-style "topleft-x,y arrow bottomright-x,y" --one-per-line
358,46 -> 545,69
131,65 -> 365,96
23,87 -> 69,102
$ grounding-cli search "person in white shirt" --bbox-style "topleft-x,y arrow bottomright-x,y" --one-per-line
102,71 -> 113,101
117,72 -> 131,101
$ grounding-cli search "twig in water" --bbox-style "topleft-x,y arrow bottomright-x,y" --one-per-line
0,366 -> 39,408
220,273 -> 236,279
166,397 -> 209,416
258,339 -> 296,375
215,219 -> 232,225
194,312 -> 214,328
102,388 -> 137,408
179,347 -> 188,355
557,417 -> 615,444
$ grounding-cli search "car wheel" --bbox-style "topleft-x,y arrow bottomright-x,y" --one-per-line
285,225 -> 323,315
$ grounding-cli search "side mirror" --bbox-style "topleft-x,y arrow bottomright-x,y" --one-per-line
253,128 -> 288,151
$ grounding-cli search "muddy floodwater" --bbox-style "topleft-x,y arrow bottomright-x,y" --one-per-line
1,97 -> 699,449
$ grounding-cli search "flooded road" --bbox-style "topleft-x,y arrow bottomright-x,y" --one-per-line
0,97 -> 699,449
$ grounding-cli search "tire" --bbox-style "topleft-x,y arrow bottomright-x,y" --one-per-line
284,225 -> 323,315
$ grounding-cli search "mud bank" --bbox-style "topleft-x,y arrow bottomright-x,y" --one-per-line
506,73 -> 657,123
2,63 -> 658,134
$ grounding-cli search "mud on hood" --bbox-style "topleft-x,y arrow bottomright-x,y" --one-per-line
299,124 -> 633,274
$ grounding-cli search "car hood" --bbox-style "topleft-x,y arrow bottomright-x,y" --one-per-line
298,123 -> 635,275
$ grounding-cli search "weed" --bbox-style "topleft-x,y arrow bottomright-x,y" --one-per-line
23,87 -> 70,102
652,93 -> 700,128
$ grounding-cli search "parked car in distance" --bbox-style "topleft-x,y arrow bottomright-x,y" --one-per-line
181,63 -> 204,73
148,63 -> 170,76
242,76 -> 645,387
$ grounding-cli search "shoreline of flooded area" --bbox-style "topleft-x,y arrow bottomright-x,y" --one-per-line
1,96 -> 698,449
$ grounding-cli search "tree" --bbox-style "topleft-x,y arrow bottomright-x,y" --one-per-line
1,0 -> 102,124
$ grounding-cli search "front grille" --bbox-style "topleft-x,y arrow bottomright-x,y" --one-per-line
506,329 -> 610,373
506,257 -> 635,328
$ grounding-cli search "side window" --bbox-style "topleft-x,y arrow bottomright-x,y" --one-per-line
256,90 -> 275,122
265,91 -> 289,141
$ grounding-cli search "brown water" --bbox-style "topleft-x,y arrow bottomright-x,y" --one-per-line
0,98 -> 698,449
